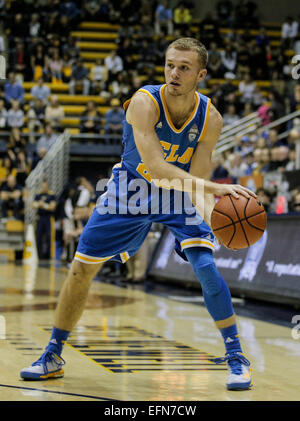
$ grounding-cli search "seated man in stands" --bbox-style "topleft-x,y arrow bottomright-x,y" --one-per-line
80,100 -> 102,134
4,72 -> 24,106
0,174 -> 24,220
104,98 -> 124,144
69,59 -> 90,96
31,78 -> 51,105
36,123 -> 58,154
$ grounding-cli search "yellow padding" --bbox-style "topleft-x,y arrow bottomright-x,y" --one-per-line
71,31 -> 118,39
0,249 -> 15,261
24,93 -> 105,104
80,52 -> 108,60
79,22 -> 120,30
6,220 -> 24,232
77,42 -> 117,50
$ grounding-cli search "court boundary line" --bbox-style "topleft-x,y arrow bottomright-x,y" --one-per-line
0,383 -> 117,401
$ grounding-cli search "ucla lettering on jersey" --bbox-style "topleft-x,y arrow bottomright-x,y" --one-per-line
122,84 -> 211,182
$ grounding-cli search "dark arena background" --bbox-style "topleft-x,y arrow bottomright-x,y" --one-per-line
0,0 -> 300,408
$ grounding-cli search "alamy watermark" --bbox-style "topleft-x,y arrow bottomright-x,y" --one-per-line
291,55 -> 300,80
0,315 -> 6,339
95,171 -> 206,225
291,315 -> 300,340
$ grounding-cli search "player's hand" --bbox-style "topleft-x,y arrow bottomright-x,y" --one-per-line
211,183 -> 257,200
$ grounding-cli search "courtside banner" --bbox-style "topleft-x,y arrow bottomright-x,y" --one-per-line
148,214 -> 300,305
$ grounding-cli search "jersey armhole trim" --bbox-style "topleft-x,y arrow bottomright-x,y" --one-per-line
198,97 -> 211,142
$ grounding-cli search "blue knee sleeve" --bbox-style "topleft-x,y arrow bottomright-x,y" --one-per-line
185,247 -> 234,322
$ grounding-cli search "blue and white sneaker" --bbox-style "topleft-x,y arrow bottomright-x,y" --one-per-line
214,352 -> 253,390
20,351 -> 65,380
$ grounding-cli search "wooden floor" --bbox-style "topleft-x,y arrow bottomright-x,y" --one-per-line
0,261 -> 299,401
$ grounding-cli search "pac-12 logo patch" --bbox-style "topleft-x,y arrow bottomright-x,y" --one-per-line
188,124 -> 198,142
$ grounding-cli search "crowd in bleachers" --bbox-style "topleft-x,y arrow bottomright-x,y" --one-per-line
0,0 -> 300,263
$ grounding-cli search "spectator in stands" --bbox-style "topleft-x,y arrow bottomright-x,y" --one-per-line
76,177 -> 94,207
253,147 -> 271,173
83,0 -> 101,21
234,0 -> 258,28
15,150 -> 31,186
33,180 -> 57,259
223,104 -> 240,126
287,128 -> 300,149
0,99 -> 8,131
200,12 -> 221,46
62,36 -> 80,63
46,49 -> 63,83
119,0 -> 141,26
154,35 -> 169,66
104,98 -> 124,144
61,52 -> 74,83
291,191 -> 300,212
9,41 -> 28,79
173,2 -> 192,35
36,123 -> 58,153
207,42 -> 223,78
252,86 -> 264,107
154,0 -> 173,36
90,58 -> 108,95
216,0 -> 234,27
11,13 -> 28,42
136,39 -> 156,73
31,78 -> 51,105
7,100 -> 24,145
0,175 -> 23,220
267,90 -> 285,121
69,59 -> 90,96
286,148 -> 296,171
105,50 -> 124,84
110,72 -> 131,101
256,27 -> 270,50
281,16 -> 299,50
30,43 -> 48,82
45,95 -> 65,130
211,155 -> 229,180
0,156 -> 17,185
239,73 -> 257,103
32,147 -> 47,170
80,100 -> 102,134
256,187 -> 273,213
290,84 -> 300,113
136,15 -> 155,40
29,14 -> 41,38
249,44 -> 268,79
59,1 -> 81,25
236,42 -> 251,76
276,146 -> 292,172
4,72 -> 24,106
220,45 -> 237,75
27,98 -> 46,142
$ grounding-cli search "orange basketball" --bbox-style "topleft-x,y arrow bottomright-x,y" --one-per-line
211,194 -> 267,249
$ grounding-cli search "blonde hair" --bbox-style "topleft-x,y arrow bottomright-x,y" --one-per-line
166,37 -> 208,69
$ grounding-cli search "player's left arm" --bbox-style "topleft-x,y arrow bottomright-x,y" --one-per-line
189,104 -> 223,227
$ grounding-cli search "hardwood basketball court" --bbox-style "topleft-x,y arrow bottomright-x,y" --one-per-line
0,261 -> 299,401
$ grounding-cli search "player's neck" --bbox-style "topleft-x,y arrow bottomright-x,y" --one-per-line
164,87 -> 196,119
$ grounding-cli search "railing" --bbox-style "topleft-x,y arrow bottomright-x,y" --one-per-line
24,130 -> 70,226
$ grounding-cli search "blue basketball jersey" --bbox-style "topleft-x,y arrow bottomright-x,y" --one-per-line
121,84 -> 211,182
75,84 -> 216,265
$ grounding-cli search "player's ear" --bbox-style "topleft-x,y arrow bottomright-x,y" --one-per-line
198,68 -> 207,82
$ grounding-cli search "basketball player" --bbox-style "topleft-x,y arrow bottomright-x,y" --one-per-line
21,38 -> 255,390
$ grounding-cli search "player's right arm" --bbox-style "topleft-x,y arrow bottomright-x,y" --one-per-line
127,92 -> 255,198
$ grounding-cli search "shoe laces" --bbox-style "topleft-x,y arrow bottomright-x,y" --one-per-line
32,350 -> 65,375
213,352 -> 250,375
